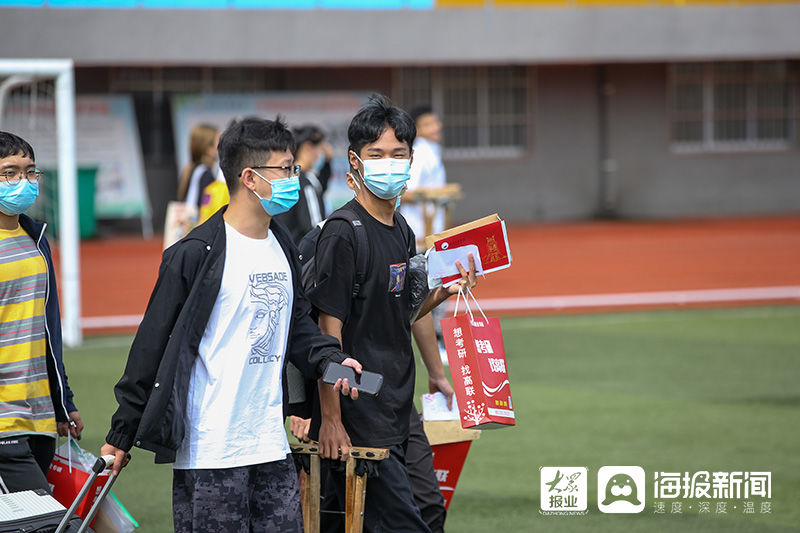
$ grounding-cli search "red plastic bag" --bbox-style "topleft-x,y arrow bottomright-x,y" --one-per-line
47,439 -> 110,522
441,289 -> 515,429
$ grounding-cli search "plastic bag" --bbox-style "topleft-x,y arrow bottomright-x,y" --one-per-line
408,253 -> 430,323
47,439 -> 138,532
93,492 -> 139,533
47,439 -> 110,520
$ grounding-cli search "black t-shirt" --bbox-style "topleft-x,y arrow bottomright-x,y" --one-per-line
307,199 -> 416,447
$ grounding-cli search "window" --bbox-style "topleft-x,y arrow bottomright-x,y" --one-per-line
394,66 -> 531,158
670,61 -> 796,151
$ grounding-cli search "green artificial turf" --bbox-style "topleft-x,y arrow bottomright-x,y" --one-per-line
63,305 -> 800,532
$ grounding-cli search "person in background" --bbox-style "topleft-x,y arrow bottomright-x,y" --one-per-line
402,104 -> 451,366
401,103 -> 446,245
274,125 -> 334,245
403,103 -> 452,532
198,119 -> 248,226
0,131 -> 83,494
197,177 -> 230,226
177,123 -> 219,211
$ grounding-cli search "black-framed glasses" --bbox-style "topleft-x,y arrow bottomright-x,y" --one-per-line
249,165 -> 301,180
0,169 -> 43,186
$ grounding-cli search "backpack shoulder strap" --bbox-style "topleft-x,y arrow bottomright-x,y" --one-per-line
393,211 -> 415,256
326,208 -> 369,298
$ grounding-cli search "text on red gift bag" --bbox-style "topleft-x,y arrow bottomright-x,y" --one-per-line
442,314 -> 515,429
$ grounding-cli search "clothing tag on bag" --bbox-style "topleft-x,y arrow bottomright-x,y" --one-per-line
427,244 -> 484,288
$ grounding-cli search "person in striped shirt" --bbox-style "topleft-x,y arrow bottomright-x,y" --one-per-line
0,131 -> 83,494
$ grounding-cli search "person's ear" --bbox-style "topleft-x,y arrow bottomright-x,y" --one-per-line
240,167 -> 257,191
348,150 -> 361,173
346,172 -> 363,198
409,149 -> 414,167
346,171 -> 357,191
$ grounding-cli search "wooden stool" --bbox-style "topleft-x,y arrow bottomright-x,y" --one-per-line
291,442 -> 389,533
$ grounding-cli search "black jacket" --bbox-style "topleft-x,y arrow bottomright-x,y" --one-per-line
18,214 -> 78,423
105,207 -> 345,463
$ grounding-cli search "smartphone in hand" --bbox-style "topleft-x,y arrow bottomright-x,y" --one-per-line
322,363 -> 383,396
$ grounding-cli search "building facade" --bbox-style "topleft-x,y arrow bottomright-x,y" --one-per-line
2,1 -> 799,224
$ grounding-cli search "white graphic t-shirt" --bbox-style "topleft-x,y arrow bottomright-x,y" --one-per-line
173,222 -> 294,469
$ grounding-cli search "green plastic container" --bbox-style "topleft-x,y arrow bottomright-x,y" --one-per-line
35,167 -> 98,239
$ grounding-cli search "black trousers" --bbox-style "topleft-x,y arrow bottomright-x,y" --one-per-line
319,411 -> 445,533
406,411 -> 447,533
0,434 -> 55,493
321,440 -> 432,533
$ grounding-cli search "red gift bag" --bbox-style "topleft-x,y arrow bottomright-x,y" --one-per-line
441,289 -> 515,429
47,439 -> 110,521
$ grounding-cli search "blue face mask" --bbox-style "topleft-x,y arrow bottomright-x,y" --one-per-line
0,180 -> 39,216
252,171 -> 300,216
353,153 -> 411,200
312,152 -> 326,175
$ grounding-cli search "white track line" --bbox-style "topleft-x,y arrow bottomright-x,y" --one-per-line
81,285 -> 800,329
446,285 -> 800,312
81,314 -> 143,329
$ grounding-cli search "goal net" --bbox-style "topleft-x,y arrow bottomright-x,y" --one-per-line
0,60 -> 82,346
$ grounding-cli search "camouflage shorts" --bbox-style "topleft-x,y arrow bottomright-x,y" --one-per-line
172,455 -> 303,533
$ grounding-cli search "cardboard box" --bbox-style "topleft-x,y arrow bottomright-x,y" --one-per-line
424,214 -> 512,285
423,420 -> 480,510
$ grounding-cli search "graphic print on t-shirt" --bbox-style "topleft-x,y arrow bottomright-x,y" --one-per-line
247,271 -> 290,365
388,262 -> 407,293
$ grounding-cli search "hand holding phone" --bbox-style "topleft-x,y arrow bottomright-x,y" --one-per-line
322,362 -> 383,396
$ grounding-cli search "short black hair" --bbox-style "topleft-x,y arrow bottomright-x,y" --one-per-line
291,125 -> 325,157
409,103 -> 434,123
347,94 -> 416,169
218,116 -> 295,192
0,131 -> 35,161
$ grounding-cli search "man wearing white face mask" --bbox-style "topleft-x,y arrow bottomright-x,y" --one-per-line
101,117 -> 362,532
306,95 -> 478,533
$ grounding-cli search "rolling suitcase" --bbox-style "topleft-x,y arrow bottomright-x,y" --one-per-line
0,454 -> 124,533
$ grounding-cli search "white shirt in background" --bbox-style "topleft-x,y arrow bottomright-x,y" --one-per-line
173,222 -> 294,470
404,136 -> 447,244
184,164 -> 210,209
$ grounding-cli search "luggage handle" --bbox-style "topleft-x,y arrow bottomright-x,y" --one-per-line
55,454 -> 129,533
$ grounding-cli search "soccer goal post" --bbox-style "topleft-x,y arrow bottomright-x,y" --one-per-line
0,59 -> 81,347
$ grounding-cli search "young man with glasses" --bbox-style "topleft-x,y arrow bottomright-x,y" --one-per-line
305,96 -> 477,532
101,117 -> 361,532
0,131 -> 83,494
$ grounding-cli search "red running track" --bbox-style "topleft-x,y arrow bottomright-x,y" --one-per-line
52,215 -> 800,334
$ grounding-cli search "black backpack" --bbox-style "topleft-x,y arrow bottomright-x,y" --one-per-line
298,206 -> 412,301
287,207 -> 410,416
